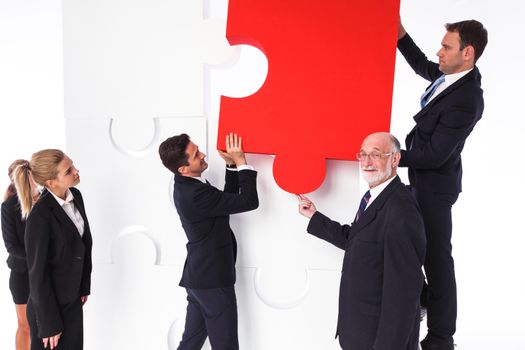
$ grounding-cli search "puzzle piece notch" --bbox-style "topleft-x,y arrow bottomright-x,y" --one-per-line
109,118 -> 161,157
167,318 -> 183,350
253,267 -> 310,310
91,233 -> 184,350
218,0 -> 400,194
209,44 -> 269,101
168,318 -> 212,350
235,267 -> 342,349
110,225 -> 161,265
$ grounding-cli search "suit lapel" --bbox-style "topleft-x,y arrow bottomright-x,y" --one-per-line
43,190 -> 83,238
350,177 -> 401,233
413,68 -> 478,122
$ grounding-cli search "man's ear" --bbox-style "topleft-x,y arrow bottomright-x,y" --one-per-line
392,152 -> 401,168
178,165 -> 187,175
464,45 -> 475,62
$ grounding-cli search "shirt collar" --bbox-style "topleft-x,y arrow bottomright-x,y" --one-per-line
190,176 -> 207,184
368,175 -> 396,204
444,68 -> 472,88
48,188 -> 74,206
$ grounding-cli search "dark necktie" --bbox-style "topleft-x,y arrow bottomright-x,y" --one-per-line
354,190 -> 371,222
420,74 -> 445,108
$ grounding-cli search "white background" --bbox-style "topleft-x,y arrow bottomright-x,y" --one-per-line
1,0 -> 524,349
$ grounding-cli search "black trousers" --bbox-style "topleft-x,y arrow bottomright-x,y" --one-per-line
178,286 -> 238,350
414,189 -> 458,345
27,297 -> 83,350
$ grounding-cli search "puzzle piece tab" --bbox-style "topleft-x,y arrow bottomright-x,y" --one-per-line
218,0 -> 400,193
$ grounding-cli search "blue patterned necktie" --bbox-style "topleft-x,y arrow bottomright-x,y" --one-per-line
420,74 -> 445,108
354,190 -> 371,222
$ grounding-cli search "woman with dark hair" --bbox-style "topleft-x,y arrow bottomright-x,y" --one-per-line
13,150 -> 92,350
2,159 -> 39,350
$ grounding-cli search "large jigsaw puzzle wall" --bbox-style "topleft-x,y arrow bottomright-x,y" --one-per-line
62,1 -> 358,348
2,0 -> 525,349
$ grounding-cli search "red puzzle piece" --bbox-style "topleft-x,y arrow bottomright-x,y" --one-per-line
218,0 -> 400,194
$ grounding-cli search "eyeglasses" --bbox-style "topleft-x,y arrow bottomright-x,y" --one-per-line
356,152 -> 393,161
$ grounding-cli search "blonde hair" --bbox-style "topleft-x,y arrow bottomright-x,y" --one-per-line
4,159 -> 29,202
14,149 -> 64,218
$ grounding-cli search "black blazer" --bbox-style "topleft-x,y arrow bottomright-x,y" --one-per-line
25,187 -> 93,338
307,176 -> 426,350
1,194 -> 27,272
173,169 -> 258,289
397,34 -> 484,194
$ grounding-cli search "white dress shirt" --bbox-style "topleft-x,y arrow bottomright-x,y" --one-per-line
191,164 -> 255,183
427,68 -> 472,104
365,176 -> 396,210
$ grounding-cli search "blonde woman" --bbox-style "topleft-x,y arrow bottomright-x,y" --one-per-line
14,150 -> 92,350
2,159 -> 39,350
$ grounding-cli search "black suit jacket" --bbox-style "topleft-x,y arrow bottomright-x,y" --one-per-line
397,34 -> 484,194
307,176 -> 426,350
25,187 -> 93,338
173,169 -> 258,289
1,194 -> 27,272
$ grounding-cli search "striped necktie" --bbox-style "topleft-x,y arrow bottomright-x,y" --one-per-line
354,190 -> 371,222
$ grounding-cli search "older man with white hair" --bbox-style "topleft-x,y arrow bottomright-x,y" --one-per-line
298,132 -> 426,350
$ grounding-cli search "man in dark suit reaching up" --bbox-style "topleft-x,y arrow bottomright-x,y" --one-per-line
298,132 -> 426,350
397,19 -> 488,350
159,133 -> 258,350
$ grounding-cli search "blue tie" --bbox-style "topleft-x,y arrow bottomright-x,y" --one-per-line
420,75 -> 445,108
354,190 -> 371,223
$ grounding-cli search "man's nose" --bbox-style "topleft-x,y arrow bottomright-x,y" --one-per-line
361,157 -> 373,165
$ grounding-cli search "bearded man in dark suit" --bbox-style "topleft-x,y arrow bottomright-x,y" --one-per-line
298,132 -> 426,350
